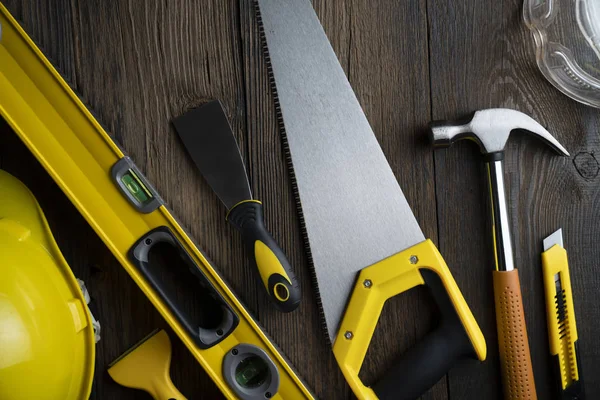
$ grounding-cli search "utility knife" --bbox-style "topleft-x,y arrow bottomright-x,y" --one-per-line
542,229 -> 585,400
173,101 -> 301,312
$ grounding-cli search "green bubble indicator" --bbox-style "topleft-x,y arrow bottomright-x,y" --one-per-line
121,169 -> 153,205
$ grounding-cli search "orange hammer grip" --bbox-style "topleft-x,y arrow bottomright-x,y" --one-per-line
493,269 -> 537,400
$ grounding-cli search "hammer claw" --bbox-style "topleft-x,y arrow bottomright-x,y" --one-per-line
430,108 -> 570,157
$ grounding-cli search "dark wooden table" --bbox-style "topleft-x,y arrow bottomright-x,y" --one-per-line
2,1 -> 599,399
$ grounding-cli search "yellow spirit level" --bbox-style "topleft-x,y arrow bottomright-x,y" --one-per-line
0,4 -> 312,399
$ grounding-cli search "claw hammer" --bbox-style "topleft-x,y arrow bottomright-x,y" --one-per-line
429,109 -> 569,400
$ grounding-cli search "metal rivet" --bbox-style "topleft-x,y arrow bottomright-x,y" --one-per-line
344,331 -> 353,340
363,279 -> 372,288
409,255 -> 418,264
145,238 -> 153,245
265,392 -> 272,398
232,348 -> 238,355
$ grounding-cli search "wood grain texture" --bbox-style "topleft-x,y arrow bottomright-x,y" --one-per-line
2,0 -> 600,399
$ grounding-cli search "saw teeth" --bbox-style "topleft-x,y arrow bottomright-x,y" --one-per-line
252,0 -> 332,346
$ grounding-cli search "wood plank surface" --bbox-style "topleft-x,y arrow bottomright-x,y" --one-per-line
1,0 -> 599,399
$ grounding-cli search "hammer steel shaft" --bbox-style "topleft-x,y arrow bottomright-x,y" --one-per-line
487,159 -> 515,272
430,109 -> 569,400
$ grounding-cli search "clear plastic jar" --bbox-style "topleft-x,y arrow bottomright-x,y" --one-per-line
524,0 -> 600,107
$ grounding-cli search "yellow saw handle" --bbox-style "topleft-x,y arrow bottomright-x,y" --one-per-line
332,240 -> 486,400
154,381 -> 186,400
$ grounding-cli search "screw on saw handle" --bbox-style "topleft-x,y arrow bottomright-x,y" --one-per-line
493,269 -> 537,400
227,200 -> 301,312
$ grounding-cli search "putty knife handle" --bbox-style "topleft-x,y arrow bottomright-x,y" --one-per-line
227,200 -> 301,312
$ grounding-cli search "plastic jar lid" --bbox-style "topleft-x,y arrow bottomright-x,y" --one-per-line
524,0 -> 600,107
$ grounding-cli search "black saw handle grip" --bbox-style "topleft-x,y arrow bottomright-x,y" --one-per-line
372,270 -> 478,400
227,200 -> 301,312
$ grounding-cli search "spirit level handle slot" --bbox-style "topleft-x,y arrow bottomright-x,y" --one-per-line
129,226 -> 239,349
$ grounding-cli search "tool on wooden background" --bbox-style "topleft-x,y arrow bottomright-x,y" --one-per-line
255,1 -> 486,399
0,170 -> 95,400
0,5 -> 313,399
173,100 -> 301,313
541,229 -> 585,400
108,330 -> 186,400
430,108 -> 570,400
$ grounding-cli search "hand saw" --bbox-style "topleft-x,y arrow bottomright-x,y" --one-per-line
254,1 -> 487,399
0,5 -> 313,399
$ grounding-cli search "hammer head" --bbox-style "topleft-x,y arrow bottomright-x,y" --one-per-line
429,108 -> 570,157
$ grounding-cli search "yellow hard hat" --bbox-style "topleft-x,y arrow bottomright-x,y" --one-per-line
0,170 -> 95,400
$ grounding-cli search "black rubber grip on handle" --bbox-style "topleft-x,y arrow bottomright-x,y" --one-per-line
129,226 -> 239,349
372,270 -> 479,400
228,201 -> 301,313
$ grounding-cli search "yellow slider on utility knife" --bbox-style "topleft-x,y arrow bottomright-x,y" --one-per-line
541,229 -> 585,400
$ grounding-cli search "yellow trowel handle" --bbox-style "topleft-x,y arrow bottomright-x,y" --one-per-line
332,240 -> 486,400
108,330 -> 187,400
152,380 -> 186,400
227,200 -> 301,312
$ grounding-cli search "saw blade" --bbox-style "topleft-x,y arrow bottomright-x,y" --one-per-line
255,0 -> 425,343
